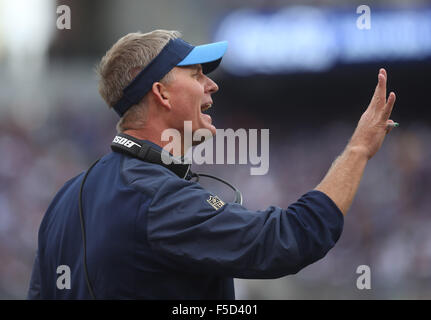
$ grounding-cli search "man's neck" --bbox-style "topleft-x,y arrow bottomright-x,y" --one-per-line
123,129 -> 164,147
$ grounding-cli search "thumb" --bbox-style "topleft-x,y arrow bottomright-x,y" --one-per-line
386,119 -> 398,134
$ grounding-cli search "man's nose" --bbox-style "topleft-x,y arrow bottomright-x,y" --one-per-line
205,76 -> 219,94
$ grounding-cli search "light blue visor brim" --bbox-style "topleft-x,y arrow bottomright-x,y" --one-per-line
177,41 -> 228,69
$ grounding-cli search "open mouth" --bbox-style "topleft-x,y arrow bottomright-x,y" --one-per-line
201,102 -> 213,113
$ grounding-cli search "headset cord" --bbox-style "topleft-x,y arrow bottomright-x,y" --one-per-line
190,172 -> 243,205
78,158 -> 100,300
78,160 -> 242,300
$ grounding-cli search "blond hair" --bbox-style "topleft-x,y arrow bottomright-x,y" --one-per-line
96,30 -> 181,132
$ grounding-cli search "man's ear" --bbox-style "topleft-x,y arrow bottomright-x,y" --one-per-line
151,82 -> 171,110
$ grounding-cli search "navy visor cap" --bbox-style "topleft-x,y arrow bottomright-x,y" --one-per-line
113,38 -> 228,117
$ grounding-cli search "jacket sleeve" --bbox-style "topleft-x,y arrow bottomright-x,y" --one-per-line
145,177 -> 344,279
27,251 -> 41,299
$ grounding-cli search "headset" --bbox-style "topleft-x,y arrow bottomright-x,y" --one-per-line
78,133 -> 243,299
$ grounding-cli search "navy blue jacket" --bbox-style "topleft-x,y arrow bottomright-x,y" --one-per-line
28,140 -> 344,299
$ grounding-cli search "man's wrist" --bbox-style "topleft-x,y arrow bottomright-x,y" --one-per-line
344,144 -> 370,161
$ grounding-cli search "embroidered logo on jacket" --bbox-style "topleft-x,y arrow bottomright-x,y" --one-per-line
206,195 -> 226,210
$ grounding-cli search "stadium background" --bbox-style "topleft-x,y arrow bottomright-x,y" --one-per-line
1,0 -> 431,299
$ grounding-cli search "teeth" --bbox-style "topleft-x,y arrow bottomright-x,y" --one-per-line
201,103 -> 212,111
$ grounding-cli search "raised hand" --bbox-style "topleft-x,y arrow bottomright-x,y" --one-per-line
348,68 -> 397,159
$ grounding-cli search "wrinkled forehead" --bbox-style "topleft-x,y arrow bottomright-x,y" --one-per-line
178,64 -> 202,72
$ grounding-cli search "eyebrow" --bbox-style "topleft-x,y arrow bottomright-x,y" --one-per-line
187,64 -> 203,72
